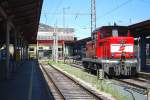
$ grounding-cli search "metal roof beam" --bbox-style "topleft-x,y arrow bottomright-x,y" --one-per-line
9,6 -> 36,14
16,22 -> 36,27
0,5 -> 15,29
0,6 -> 7,18
13,16 -> 37,23
9,0 -> 35,8
14,11 -> 36,19
11,3 -> 36,11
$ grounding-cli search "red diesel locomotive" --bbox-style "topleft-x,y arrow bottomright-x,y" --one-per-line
82,26 -> 137,76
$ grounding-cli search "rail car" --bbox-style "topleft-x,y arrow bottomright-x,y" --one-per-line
82,26 -> 137,76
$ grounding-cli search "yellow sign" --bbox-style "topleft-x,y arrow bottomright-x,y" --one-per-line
15,50 -> 20,61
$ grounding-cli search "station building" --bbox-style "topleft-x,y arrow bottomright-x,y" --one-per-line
36,23 -> 75,59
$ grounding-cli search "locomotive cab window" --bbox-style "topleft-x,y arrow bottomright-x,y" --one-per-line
111,28 -> 128,37
112,29 -> 118,37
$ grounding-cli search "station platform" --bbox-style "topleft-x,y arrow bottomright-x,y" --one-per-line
0,60 -> 54,100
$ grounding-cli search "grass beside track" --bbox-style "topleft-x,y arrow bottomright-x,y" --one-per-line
48,60 -> 132,100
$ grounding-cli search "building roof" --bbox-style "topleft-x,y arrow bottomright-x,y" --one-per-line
129,20 -> 150,37
37,23 -> 75,41
92,20 -> 150,38
38,23 -> 74,33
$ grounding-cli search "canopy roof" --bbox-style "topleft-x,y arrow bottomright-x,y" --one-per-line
129,20 -> 150,37
0,0 -> 43,44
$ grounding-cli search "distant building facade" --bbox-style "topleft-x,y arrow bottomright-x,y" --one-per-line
37,23 -> 75,59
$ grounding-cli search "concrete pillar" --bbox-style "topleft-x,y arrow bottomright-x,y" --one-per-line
14,32 -> 17,57
149,41 -> 150,58
18,37 -> 20,60
22,42 -> 24,60
17,36 -> 19,60
6,21 -> 10,79
140,36 -> 146,71
20,38 -> 22,60
22,40 -> 24,60
26,44 -> 29,59
36,41 -> 39,59
23,43 -> 26,59
13,31 -> 17,72
21,39 -> 23,60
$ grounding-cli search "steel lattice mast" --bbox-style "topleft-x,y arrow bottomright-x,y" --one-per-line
91,0 -> 96,38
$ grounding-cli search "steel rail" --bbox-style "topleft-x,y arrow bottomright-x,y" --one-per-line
70,63 -> 149,95
40,63 -> 65,100
48,64 -> 105,100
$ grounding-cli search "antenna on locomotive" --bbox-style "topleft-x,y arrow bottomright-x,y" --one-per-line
114,22 -> 117,26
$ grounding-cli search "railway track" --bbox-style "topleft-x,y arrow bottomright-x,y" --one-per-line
138,72 -> 150,80
113,78 -> 149,95
39,61 -> 109,100
71,63 -> 150,95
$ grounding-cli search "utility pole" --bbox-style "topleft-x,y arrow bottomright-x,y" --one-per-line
53,22 -> 58,63
91,0 -> 96,38
62,7 -> 70,58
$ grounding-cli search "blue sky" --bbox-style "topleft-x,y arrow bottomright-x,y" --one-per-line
40,0 -> 150,39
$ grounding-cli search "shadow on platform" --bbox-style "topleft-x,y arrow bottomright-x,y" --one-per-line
0,60 -> 54,100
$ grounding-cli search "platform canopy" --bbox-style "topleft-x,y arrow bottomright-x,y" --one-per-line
0,0 -> 43,44
129,20 -> 150,37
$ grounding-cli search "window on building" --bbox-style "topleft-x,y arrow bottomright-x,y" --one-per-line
39,47 -> 43,50
58,48 -> 62,51
29,48 -> 34,51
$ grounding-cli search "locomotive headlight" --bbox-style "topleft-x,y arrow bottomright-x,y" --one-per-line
111,53 -> 114,57
129,54 -> 133,57
122,52 -> 125,56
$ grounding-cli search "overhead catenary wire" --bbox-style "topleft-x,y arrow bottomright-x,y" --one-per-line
82,0 -> 134,31
41,0 -> 134,39
41,12 -> 90,15
139,0 -> 150,5
96,0 -> 134,21
44,0 -> 65,25
41,12 -> 91,26
44,13 -> 47,24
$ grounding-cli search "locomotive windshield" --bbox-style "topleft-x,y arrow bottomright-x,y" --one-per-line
112,29 -> 118,37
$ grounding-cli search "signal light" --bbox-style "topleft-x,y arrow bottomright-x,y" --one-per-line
129,54 -> 133,58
